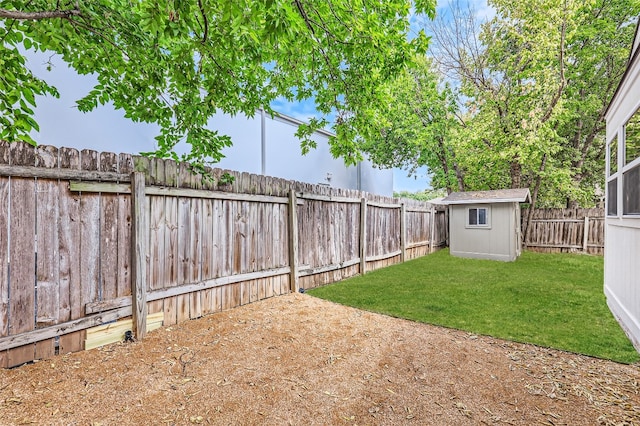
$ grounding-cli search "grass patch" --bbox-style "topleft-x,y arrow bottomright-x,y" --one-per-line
308,249 -> 639,364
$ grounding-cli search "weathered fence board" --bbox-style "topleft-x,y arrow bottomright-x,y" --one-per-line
9,143 -> 37,366
57,148 -> 83,354
0,176 -> 8,341
0,141 -> 447,367
34,149 -> 60,360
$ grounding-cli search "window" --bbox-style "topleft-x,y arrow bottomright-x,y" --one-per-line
608,178 -> 618,216
624,166 -> 640,215
607,134 -> 619,217
620,106 -> 640,216
609,106 -> 640,217
609,138 -> 617,176
625,110 -> 640,165
468,207 -> 489,227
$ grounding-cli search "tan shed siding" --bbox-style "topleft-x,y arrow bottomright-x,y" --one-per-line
449,203 -> 516,261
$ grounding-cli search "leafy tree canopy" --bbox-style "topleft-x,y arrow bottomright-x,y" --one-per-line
366,0 -> 639,211
0,0 -> 435,167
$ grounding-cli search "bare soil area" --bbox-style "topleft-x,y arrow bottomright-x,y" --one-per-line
1,293 -> 639,425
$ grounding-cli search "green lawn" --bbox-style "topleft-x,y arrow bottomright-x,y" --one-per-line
308,249 -> 639,364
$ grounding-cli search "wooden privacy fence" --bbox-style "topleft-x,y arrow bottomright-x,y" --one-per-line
522,208 -> 604,255
0,141 -> 447,368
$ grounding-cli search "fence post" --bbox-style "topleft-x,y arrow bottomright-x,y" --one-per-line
429,206 -> 436,253
360,198 -> 367,274
400,203 -> 406,262
130,172 -> 147,340
583,216 -> 589,253
288,189 -> 299,293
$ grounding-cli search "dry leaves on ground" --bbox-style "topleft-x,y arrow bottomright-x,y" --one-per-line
1,293 -> 639,425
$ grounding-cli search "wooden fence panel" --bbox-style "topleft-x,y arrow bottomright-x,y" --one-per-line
523,208 -> 604,254
366,205 -> 401,259
0,141 -> 445,367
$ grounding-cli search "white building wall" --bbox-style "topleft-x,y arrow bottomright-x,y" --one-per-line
25,50 -> 393,196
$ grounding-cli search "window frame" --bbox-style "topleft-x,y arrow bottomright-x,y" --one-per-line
621,105 -> 640,217
466,206 -> 491,229
607,132 -> 619,217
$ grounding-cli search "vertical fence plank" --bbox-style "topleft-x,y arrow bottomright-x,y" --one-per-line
400,203 -> 406,262
8,142 -> 36,366
360,198 -> 367,275
58,148 -> 83,354
115,193 -> 132,299
117,153 -> 133,299
149,195 -> 166,292
288,190 -> 299,293
429,207 -> 436,254
177,196 -> 191,322
79,150 -> 100,337
99,152 -> 119,306
163,191 -> 178,325
34,145 -> 59,359
201,199 -> 215,314
189,197 -> 202,318
0,143 -> 9,367
583,217 -> 589,253
131,172 -> 147,340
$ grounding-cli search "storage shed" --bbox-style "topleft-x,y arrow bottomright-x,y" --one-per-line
604,19 -> 640,352
442,189 -> 531,262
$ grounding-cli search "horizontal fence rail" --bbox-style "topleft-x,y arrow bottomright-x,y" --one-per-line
0,141 -> 447,367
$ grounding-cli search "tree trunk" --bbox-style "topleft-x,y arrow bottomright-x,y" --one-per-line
523,154 -> 547,244
436,137 -> 465,194
510,161 -> 522,189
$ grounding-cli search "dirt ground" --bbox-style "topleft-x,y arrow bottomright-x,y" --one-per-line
1,293 -> 639,425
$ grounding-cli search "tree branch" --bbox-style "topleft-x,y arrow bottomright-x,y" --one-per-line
197,0 -> 208,44
0,8 -> 81,20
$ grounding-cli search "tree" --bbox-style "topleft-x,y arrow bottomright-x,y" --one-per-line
0,0 -> 435,168
552,0 -> 637,208
394,188 -> 446,201
361,56 -> 465,194
424,0 -> 638,216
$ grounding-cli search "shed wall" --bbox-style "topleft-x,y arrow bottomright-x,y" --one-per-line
449,203 -> 516,261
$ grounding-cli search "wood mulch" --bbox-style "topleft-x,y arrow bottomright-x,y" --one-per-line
1,293 -> 639,425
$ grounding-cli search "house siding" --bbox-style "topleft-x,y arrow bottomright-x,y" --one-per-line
604,21 -> 640,353
604,220 -> 640,350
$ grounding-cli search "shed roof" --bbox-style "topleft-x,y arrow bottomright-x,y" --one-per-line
442,188 -> 531,205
